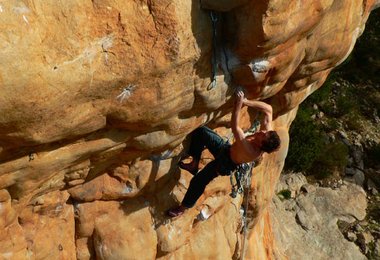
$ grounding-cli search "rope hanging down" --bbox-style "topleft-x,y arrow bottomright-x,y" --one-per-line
240,162 -> 254,260
228,119 -> 261,260
208,10 -> 218,90
229,161 -> 254,260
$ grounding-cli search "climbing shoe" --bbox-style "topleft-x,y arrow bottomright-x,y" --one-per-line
179,161 -> 198,176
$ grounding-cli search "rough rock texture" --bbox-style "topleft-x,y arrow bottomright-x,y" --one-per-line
272,173 -> 367,260
0,0 -> 379,259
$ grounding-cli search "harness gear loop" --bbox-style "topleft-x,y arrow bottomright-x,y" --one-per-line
230,162 -> 254,198
208,10 -> 219,90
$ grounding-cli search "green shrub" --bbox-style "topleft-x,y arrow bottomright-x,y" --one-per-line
336,93 -> 359,117
286,102 -> 349,179
285,107 -> 325,172
313,165 -> 333,180
319,101 -> 336,117
311,142 -> 349,179
345,112 -> 362,131
324,118 -> 340,131
366,143 -> 380,167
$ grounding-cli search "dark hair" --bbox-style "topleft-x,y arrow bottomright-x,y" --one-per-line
261,131 -> 281,153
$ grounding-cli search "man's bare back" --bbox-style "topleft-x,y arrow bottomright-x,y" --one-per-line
230,133 -> 264,164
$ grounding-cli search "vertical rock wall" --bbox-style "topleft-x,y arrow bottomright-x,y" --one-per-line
0,0 -> 378,259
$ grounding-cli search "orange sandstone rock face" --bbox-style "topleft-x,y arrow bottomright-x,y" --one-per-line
0,0 -> 378,259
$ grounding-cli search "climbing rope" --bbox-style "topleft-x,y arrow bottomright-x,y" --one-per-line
240,162 -> 254,260
230,162 -> 253,198
228,118 -> 261,260
208,10 -> 219,90
229,161 -> 254,259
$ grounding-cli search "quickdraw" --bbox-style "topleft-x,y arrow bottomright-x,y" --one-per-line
230,162 -> 254,198
208,10 -> 219,90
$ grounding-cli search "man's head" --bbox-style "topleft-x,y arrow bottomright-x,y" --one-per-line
260,130 -> 281,153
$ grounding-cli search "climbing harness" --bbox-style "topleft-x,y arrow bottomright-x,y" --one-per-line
208,10 -> 219,90
230,162 -> 254,198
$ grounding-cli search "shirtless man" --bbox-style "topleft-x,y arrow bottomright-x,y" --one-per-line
167,90 -> 280,217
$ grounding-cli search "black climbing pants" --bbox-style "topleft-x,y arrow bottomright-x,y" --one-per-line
182,126 -> 238,208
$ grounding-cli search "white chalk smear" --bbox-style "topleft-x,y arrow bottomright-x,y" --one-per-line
104,52 -> 109,64
0,5 -> 3,13
250,59 -> 270,73
101,37 -> 113,51
13,6 -> 30,14
101,37 -> 113,65
122,185 -> 133,194
2,252 -> 13,259
60,35 -> 114,67
116,84 -> 136,103
97,243 -> 105,260
22,15 -> 29,24
198,208 -> 212,220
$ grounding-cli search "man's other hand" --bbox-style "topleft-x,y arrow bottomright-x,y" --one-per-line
235,89 -> 245,108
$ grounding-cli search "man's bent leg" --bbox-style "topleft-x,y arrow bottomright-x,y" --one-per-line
188,126 -> 226,161
181,160 -> 219,208
168,161 -> 219,217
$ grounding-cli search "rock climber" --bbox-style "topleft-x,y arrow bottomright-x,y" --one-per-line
167,89 -> 281,217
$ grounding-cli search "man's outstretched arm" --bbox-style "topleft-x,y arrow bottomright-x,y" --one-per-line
231,90 -> 246,142
242,99 -> 273,131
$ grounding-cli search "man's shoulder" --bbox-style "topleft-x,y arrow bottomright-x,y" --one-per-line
233,138 -> 261,157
